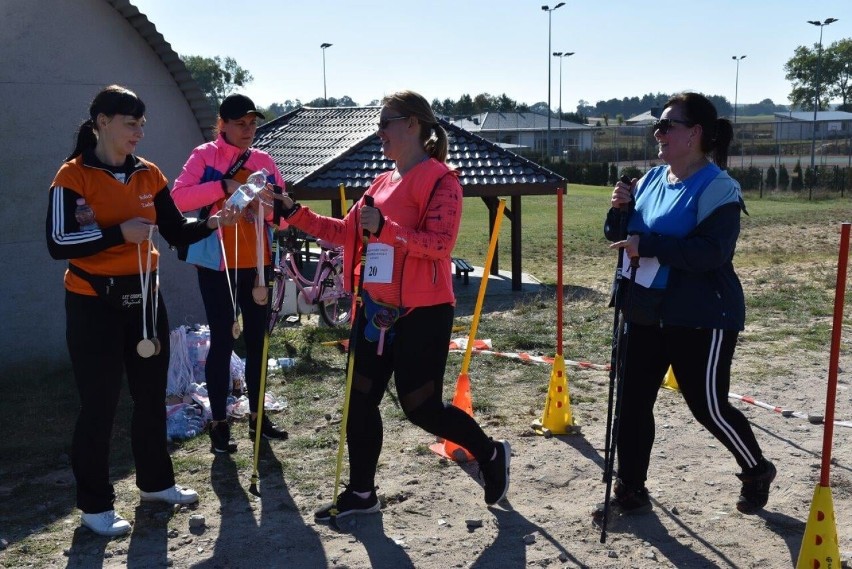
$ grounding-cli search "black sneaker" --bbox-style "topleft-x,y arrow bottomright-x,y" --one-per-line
209,421 -> 237,454
479,440 -> 511,505
314,485 -> 380,523
249,414 -> 289,440
592,479 -> 652,525
736,459 -> 776,513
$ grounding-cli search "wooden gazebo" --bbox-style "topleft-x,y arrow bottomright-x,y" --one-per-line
254,106 -> 565,290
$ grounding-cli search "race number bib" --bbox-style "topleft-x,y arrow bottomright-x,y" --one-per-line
364,243 -> 394,283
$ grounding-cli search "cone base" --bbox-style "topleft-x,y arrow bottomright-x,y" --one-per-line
429,441 -> 473,463
531,419 -> 581,437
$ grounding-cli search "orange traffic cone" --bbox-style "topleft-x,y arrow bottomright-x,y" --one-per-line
532,354 -> 579,435
429,372 -> 475,462
661,366 -> 680,391
796,485 -> 841,568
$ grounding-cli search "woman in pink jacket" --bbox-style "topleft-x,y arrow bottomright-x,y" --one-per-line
277,90 -> 510,521
172,94 -> 289,454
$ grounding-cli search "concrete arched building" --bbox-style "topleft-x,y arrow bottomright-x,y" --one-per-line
0,0 -> 215,373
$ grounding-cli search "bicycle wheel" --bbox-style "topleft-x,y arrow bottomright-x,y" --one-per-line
318,260 -> 352,327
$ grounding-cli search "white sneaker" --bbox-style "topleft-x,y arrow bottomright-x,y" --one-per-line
139,484 -> 199,505
80,510 -> 131,537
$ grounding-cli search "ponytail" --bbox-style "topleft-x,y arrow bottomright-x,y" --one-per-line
711,118 -> 733,171
426,123 -> 449,163
66,119 -> 97,161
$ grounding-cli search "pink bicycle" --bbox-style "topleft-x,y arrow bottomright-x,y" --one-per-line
268,228 -> 352,330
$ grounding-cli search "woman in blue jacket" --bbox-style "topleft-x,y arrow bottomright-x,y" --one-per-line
600,92 -> 774,520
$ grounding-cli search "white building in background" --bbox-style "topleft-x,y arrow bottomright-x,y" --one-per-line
773,111 -> 852,140
0,0 -> 216,373
451,112 -> 593,155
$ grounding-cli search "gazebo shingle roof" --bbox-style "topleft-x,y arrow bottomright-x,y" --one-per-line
254,106 -> 564,200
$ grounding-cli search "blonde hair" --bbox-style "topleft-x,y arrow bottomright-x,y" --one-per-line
381,90 -> 448,163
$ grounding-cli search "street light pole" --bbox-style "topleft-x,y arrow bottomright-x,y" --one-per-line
553,51 -> 574,157
320,42 -> 332,106
807,17 -> 837,197
542,3 -> 565,158
732,55 -> 746,124
553,52 -> 575,119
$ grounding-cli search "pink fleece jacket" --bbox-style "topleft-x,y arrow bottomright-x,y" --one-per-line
287,158 -> 461,308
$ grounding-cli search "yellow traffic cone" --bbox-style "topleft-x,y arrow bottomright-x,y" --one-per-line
796,485 -> 841,569
661,366 -> 680,391
531,354 -> 580,435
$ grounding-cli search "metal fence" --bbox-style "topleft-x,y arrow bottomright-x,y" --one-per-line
545,120 -> 852,192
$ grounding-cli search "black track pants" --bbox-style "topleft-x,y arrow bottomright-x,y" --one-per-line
616,325 -> 764,487
66,291 -> 175,513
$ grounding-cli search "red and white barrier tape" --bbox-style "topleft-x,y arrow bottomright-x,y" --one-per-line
448,338 -> 610,371
729,392 -> 852,429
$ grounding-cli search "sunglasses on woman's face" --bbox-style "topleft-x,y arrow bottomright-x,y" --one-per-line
377,115 -> 410,130
652,118 -> 694,134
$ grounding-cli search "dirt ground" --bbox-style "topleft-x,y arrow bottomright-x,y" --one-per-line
4,267 -> 852,568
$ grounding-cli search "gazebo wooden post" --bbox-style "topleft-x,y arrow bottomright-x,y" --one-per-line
511,195 -> 522,290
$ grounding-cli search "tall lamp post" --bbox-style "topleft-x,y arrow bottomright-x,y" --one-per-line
320,42 -> 332,106
542,3 -> 565,157
553,52 -> 575,119
553,51 -> 574,157
732,55 -> 746,124
807,17 -> 837,198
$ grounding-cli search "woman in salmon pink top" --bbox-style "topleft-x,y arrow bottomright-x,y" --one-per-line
277,90 -> 510,522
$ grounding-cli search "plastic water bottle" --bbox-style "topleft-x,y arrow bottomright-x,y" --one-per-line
225,168 -> 269,213
75,198 -> 99,231
277,357 -> 297,369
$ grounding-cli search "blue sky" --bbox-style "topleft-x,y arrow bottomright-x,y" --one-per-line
133,0 -> 852,112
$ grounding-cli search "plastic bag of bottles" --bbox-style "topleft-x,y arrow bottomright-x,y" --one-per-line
166,402 -> 206,442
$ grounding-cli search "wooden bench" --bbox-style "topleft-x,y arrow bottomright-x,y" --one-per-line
452,258 -> 473,285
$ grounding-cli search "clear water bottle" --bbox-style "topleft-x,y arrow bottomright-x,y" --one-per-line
75,198 -> 99,231
225,168 -> 269,213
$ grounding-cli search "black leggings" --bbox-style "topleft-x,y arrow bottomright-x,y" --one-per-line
197,266 -> 268,421
616,325 -> 764,487
346,303 -> 494,491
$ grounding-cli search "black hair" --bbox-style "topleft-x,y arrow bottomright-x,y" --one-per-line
665,92 -> 734,170
66,85 -> 146,161
381,90 -> 448,163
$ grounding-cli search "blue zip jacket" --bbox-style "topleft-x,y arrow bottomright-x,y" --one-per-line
605,165 -> 746,330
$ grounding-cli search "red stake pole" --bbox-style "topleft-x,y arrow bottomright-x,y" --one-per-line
820,222 -> 850,487
556,186 -> 564,357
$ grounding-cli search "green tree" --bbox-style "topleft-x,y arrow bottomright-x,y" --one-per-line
792,161 -> 804,192
766,165 -> 777,189
778,164 -> 790,190
181,55 -> 253,106
785,38 -> 852,110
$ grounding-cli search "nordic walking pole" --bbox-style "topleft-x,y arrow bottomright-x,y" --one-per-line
249,187 -> 283,498
329,194 -> 373,525
600,254 -> 638,543
602,176 -> 632,481
430,199 -> 506,461
600,176 -> 636,543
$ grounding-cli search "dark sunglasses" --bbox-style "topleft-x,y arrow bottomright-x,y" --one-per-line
377,115 -> 409,130
652,118 -> 694,134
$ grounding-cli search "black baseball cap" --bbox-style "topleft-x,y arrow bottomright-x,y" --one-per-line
219,94 -> 265,120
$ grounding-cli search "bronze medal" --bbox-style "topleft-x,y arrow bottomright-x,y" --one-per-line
151,337 -> 162,356
232,320 -> 241,339
137,338 -> 156,359
252,285 -> 268,305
